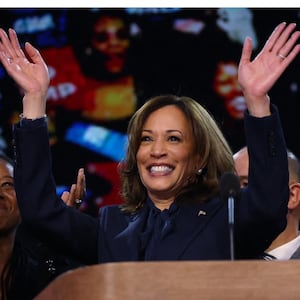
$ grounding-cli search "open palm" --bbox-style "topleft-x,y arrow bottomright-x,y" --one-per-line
238,22 -> 300,101
0,28 -> 49,98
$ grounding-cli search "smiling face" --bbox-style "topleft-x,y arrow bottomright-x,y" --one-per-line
136,105 -> 197,205
91,16 -> 130,73
92,16 -> 129,56
0,159 -> 20,237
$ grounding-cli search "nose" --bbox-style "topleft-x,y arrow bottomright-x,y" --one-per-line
150,139 -> 167,158
107,31 -> 121,45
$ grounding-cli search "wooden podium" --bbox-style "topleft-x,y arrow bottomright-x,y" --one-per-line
35,260 -> 300,299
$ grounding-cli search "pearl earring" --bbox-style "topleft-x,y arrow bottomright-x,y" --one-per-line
197,168 -> 203,175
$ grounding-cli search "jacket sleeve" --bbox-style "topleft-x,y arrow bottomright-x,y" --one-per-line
235,104 -> 290,258
13,118 -> 98,265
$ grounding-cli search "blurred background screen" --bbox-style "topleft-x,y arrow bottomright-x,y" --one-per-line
0,8 -> 299,216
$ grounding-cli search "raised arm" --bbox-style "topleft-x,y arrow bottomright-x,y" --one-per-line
0,28 -> 98,264
238,22 -> 300,117
235,22 -> 300,257
0,28 -> 49,118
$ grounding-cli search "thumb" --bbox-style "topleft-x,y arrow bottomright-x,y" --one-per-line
24,42 -> 47,66
239,36 -> 253,66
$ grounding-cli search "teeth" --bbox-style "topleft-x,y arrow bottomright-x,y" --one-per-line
150,165 -> 172,173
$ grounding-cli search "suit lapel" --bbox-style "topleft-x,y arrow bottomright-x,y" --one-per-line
112,204 -> 149,260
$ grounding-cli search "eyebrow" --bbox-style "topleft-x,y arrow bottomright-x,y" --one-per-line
142,129 -> 183,134
0,175 -> 13,180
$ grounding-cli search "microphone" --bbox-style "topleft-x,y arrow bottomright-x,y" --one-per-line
219,172 -> 241,260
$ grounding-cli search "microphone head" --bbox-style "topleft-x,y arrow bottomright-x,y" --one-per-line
219,172 -> 241,200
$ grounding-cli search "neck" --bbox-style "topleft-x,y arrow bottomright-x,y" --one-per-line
148,191 -> 175,210
153,200 -> 174,211
266,219 -> 299,252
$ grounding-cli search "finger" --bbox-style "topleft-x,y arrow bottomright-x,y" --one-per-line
239,36 -> 252,66
272,23 -> 298,54
75,168 -> 86,200
61,191 -> 70,205
24,41 -> 47,67
8,28 -> 25,58
263,22 -> 287,52
0,29 -> 28,75
279,44 -> 300,70
68,183 -> 77,207
277,30 -> 300,59
0,28 -> 15,59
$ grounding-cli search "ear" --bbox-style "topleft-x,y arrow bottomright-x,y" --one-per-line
287,183 -> 300,210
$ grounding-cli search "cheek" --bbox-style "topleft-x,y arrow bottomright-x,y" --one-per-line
11,210 -> 21,226
120,40 -> 130,49
10,198 -> 21,224
92,42 -> 108,52
1,209 -> 21,230
136,151 -> 147,185
177,151 -> 196,172
136,146 -> 147,162
8,193 -> 20,217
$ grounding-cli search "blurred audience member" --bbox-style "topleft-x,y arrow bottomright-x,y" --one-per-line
234,146 -> 300,260
0,151 -> 85,299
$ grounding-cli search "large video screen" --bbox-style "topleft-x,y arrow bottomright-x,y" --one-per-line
0,8 -> 299,216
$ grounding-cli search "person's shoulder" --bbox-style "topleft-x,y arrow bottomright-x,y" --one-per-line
99,204 -> 128,217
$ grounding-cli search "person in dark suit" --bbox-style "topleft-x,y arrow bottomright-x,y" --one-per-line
0,151 -> 85,300
0,22 -> 299,263
234,146 -> 300,260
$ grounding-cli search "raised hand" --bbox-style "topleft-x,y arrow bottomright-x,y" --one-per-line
61,168 -> 86,209
238,22 -> 300,117
0,28 -> 49,118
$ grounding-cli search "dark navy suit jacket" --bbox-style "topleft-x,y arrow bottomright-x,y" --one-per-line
13,105 -> 289,265
291,247 -> 300,259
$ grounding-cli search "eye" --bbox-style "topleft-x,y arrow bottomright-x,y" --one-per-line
0,181 -> 15,190
168,135 -> 181,142
242,182 -> 248,188
93,31 -> 109,43
140,135 -> 152,142
240,180 -> 248,188
116,29 -> 129,40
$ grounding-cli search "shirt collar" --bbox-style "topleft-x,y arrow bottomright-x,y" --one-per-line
268,234 -> 300,260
